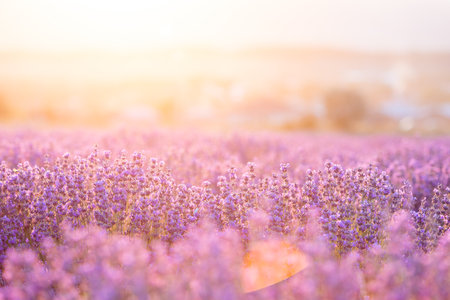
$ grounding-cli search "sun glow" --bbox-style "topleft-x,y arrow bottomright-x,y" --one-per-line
1,0 -> 197,52
1,0 -> 450,52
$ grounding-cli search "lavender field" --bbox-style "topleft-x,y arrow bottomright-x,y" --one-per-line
0,128 -> 448,299
2,0 -> 450,299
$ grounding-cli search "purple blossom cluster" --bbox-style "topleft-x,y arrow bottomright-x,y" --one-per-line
0,129 -> 449,299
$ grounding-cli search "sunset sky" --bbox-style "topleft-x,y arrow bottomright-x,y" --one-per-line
1,0 -> 450,53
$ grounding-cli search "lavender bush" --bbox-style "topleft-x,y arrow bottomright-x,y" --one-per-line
0,129 -> 449,299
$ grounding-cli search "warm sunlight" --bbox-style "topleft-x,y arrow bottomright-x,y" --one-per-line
1,0 -> 450,52
0,0 -> 449,131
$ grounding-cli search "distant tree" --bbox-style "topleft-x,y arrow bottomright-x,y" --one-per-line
324,89 -> 366,129
282,114 -> 318,131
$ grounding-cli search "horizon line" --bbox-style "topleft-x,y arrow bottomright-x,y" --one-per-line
1,44 -> 450,57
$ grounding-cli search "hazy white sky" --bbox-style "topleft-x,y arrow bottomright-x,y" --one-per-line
1,0 -> 450,52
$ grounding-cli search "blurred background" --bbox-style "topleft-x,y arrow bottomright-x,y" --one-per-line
0,0 -> 449,134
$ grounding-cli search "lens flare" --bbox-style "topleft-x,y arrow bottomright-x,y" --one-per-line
242,239 -> 308,293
